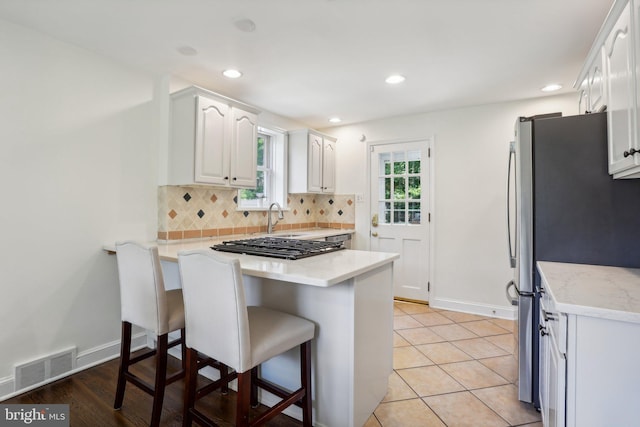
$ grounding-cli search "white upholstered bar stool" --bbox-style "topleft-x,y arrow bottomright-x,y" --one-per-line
178,249 -> 315,427
114,241 -> 186,427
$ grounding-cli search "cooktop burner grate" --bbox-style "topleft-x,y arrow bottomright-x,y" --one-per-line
211,237 -> 345,260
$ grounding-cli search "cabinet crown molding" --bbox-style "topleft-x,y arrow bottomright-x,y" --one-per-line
171,85 -> 260,115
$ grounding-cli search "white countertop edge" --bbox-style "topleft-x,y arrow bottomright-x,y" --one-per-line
537,261 -> 640,323
234,252 -> 400,287
554,302 -> 640,323
105,237 -> 398,288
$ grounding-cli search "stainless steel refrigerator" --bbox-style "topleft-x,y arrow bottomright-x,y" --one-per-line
505,112 -> 640,406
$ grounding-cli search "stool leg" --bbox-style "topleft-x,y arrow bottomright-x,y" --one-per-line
220,363 -> 229,394
183,347 -> 198,427
114,321 -> 131,410
180,328 -> 187,371
150,333 -> 169,427
236,371 -> 252,427
250,367 -> 259,408
301,341 -> 312,427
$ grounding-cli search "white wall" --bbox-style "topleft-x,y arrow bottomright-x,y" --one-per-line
0,19 -> 157,388
324,94 -> 579,316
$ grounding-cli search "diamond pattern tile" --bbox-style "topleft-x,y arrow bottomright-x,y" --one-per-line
157,186 -> 355,238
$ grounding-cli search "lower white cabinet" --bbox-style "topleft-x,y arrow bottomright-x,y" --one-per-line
539,272 -> 640,427
538,289 -> 566,427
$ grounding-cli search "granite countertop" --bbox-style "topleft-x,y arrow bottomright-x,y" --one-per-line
104,229 -> 399,288
537,261 -> 640,323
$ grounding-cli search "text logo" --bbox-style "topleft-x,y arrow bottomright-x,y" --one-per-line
0,405 -> 69,426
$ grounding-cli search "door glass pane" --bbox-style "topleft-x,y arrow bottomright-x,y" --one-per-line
393,201 -> 406,224
379,201 -> 391,224
380,153 -> 391,175
408,202 -> 421,224
408,150 -> 421,173
408,176 -> 421,199
393,177 -> 405,199
393,152 -> 406,174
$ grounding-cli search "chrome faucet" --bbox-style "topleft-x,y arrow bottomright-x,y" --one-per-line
267,202 -> 284,234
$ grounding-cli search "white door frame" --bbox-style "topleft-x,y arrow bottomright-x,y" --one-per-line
366,137 -> 435,302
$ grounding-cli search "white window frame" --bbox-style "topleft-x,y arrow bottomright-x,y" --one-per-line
237,126 -> 288,210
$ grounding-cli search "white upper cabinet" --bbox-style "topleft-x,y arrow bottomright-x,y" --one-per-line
576,0 -> 640,178
321,138 -> 336,193
606,2 -> 638,176
229,107 -> 258,187
168,86 -> 259,187
289,130 -> 337,193
577,50 -> 605,114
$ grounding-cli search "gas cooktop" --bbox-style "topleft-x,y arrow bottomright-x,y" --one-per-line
211,237 -> 345,260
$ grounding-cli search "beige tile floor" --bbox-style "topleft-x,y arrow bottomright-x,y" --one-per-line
364,301 -> 542,427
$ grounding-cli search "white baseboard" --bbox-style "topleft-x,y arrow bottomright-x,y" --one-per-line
0,375 -> 14,400
0,332 -> 147,402
430,297 -> 516,320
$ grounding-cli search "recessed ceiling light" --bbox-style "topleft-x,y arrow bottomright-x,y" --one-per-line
541,83 -> 562,92
328,117 -> 342,123
222,69 -> 243,79
234,18 -> 257,33
385,74 -> 406,84
177,45 -> 198,56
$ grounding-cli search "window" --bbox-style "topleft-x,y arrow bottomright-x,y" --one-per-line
378,149 -> 421,224
238,127 -> 287,209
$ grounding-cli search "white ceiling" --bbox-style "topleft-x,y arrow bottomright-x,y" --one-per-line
0,0 -> 613,129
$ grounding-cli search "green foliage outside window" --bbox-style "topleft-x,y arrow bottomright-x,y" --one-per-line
239,136 -> 266,200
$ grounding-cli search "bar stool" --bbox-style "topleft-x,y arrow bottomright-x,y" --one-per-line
178,249 -> 315,427
113,241 -> 186,426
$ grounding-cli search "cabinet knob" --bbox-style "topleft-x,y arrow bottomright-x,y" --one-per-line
224,176 -> 229,180
233,177 -> 237,181
623,148 -> 639,158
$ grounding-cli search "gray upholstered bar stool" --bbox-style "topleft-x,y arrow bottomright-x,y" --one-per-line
178,249 -> 315,427
113,241 -> 186,426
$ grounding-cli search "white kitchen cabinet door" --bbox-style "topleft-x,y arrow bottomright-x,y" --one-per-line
539,305 -> 550,425
321,138 -> 336,193
605,2 -> 638,176
577,76 -> 590,114
195,95 -> 231,185
589,55 -> 605,113
229,108 -> 258,188
288,130 -> 337,194
168,86 -> 260,187
308,133 -> 324,192
577,54 -> 605,114
547,326 -> 566,427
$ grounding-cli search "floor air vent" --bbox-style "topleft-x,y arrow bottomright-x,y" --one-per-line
15,347 -> 76,391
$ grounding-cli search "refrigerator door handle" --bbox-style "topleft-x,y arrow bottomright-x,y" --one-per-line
506,280 -> 518,306
507,142 -> 517,268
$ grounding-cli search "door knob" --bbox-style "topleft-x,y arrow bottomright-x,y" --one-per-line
371,232 -> 378,237
371,213 -> 379,227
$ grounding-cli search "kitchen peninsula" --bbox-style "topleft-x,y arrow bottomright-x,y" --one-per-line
108,236 -> 398,427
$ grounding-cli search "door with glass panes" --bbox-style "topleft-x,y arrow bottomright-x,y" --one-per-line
370,140 -> 429,301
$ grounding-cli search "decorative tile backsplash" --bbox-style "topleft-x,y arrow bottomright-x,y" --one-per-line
158,186 -> 355,240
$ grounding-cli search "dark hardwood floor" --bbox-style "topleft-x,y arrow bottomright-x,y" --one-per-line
2,351 -> 302,427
